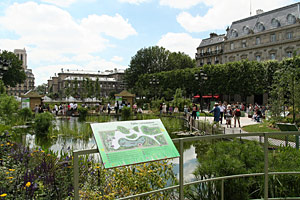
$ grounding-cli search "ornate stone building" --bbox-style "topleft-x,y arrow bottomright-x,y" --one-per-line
47,68 -> 125,98
7,48 -> 35,96
195,2 -> 300,104
223,3 -> 300,63
196,33 -> 225,66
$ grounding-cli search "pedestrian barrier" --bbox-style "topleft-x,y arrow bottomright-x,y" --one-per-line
73,131 -> 300,200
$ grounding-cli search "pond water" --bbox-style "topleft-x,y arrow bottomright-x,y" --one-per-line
13,116 -> 200,182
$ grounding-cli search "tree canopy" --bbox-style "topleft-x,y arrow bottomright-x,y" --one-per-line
124,46 -> 196,92
0,50 -> 26,87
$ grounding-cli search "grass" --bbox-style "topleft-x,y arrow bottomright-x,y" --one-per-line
242,122 -> 297,143
242,122 -> 279,133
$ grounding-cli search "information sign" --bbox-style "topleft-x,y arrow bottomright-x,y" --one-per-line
91,119 -> 180,168
21,98 -> 30,109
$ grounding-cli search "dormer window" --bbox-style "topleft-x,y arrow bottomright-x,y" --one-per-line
271,18 -> 280,28
243,26 -> 250,34
287,14 -> 296,24
256,22 -> 265,32
231,29 -> 238,38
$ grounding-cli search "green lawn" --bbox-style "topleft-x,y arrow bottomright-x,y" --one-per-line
242,122 -> 279,133
242,122 -> 296,143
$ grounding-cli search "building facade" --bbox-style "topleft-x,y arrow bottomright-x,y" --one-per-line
223,3 -> 300,63
47,68 -> 125,99
7,48 -> 35,96
195,2 -> 300,104
196,33 -> 225,66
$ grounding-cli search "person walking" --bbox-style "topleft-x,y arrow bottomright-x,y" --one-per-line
233,106 -> 241,127
219,101 -> 225,124
209,103 -> 221,123
225,105 -> 233,128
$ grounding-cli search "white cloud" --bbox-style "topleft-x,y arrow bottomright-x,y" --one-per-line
40,0 -> 77,7
111,56 -> 124,62
0,2 -> 137,85
176,0 -> 295,32
159,0 -> 203,9
81,14 -> 137,39
118,0 -> 150,4
157,33 -> 201,58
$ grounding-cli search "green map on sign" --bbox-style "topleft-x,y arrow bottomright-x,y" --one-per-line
91,119 -> 179,168
100,125 -> 168,152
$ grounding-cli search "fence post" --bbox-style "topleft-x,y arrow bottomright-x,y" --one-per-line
221,179 -> 224,200
264,133 -> 269,200
179,138 -> 184,200
73,151 -> 79,200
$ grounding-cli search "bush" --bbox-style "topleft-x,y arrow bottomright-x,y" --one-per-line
17,107 -> 33,123
121,106 -> 132,120
34,112 -> 54,135
0,94 -> 19,124
78,107 -> 88,121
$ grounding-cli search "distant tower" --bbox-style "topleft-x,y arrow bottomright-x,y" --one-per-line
13,48 -> 27,70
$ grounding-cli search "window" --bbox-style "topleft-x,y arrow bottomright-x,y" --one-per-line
256,22 -> 265,32
271,18 -> 280,28
256,55 -> 261,62
270,53 -> 276,60
270,34 -> 276,42
230,42 -> 234,50
207,48 -> 210,53
256,37 -> 261,45
287,32 -> 293,39
231,29 -> 238,37
216,46 -> 219,51
242,40 -> 247,48
201,49 -> 204,54
243,26 -> 250,34
287,51 -> 293,58
287,14 -> 296,24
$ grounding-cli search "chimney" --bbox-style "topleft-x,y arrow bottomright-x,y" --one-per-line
256,9 -> 264,15
210,33 -> 218,38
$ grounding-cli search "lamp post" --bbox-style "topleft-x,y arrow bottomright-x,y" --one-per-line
0,55 -> 9,78
149,76 -> 159,99
194,70 -> 208,112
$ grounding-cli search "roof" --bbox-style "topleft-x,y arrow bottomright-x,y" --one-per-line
63,76 -> 116,82
115,90 -> 136,97
227,2 -> 300,40
58,68 -> 125,76
21,90 -> 43,98
198,34 -> 225,48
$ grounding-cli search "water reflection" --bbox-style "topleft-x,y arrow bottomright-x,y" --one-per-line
13,116 -> 206,181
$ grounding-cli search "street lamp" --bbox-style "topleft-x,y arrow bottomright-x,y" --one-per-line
194,70 -> 208,112
149,75 -> 159,99
0,56 -> 9,78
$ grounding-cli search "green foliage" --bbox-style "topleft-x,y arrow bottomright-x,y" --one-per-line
34,84 -> 47,95
0,132 -> 73,199
0,80 -> 6,94
0,50 -> 26,87
188,140 -> 265,200
78,107 -> 88,121
17,107 -> 33,122
0,94 -> 19,124
34,112 -> 54,135
121,106 -> 132,120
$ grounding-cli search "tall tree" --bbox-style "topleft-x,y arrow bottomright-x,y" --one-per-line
0,50 -> 26,87
125,46 -> 170,91
95,77 -> 101,100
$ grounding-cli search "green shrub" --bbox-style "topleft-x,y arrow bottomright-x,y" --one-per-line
0,94 -> 19,124
78,107 -> 88,121
17,107 -> 33,122
34,112 -> 54,135
121,106 -> 132,120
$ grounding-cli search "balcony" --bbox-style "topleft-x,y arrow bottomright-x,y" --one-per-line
196,49 -> 223,59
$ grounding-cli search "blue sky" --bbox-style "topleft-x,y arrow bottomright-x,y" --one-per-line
0,0 -> 297,85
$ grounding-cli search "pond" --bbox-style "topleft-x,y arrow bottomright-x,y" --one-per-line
12,115 -> 202,182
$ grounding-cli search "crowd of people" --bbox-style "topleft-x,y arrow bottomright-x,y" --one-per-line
189,101 -> 268,128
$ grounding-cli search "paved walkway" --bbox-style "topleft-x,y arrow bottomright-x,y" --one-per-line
196,115 -> 296,147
